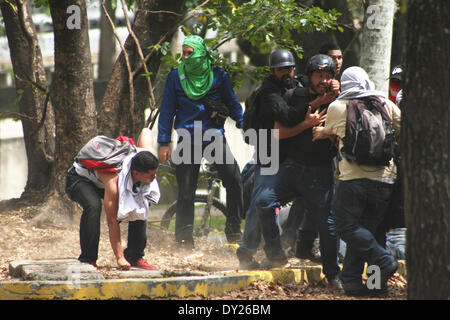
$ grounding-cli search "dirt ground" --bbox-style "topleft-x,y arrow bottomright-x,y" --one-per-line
0,200 -> 407,300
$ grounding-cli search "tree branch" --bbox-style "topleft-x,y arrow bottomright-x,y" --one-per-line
101,0 -> 135,118
120,0 -> 156,109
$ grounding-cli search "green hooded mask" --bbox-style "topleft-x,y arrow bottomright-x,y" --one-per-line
178,35 -> 214,100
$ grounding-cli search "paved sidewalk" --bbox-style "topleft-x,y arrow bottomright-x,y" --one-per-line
0,259 -> 406,300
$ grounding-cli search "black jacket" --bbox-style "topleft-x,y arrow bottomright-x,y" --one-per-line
283,87 -> 337,165
254,74 -> 301,166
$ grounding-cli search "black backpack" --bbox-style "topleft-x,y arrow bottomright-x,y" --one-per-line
243,86 -> 263,133
341,97 -> 397,166
242,86 -> 264,145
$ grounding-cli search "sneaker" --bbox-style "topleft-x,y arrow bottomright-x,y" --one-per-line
327,275 -> 343,291
294,240 -> 321,262
260,257 -> 288,269
226,232 -> 242,244
239,257 -> 260,270
225,221 -> 243,244
89,262 -> 99,270
236,251 -> 260,270
131,258 -> 158,271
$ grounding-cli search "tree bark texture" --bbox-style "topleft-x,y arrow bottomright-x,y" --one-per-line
98,0 -> 116,81
359,0 -> 396,95
402,0 -> 449,300
0,0 -> 55,197
98,0 -> 186,140
49,0 -> 97,195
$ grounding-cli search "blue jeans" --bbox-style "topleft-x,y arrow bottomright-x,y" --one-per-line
255,159 -> 340,278
237,165 -> 276,260
66,167 -> 148,263
333,179 -> 396,287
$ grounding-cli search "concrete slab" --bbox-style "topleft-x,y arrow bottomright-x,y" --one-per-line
108,268 -> 163,279
9,258 -> 105,281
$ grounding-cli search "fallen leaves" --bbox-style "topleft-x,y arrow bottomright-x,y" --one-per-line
0,205 -> 407,300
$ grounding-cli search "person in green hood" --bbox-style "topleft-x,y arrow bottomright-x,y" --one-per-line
158,35 -> 244,248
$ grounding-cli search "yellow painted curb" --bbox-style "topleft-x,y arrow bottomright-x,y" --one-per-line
0,267 -> 321,300
0,261 -> 406,300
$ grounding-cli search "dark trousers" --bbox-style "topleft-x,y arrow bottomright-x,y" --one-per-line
281,197 -> 318,249
333,179 -> 396,287
173,137 -> 243,243
237,165 -> 277,259
66,167 -> 147,263
255,158 -> 340,279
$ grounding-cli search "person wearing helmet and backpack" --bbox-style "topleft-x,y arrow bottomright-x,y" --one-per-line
236,49 -> 326,270
312,66 -> 401,297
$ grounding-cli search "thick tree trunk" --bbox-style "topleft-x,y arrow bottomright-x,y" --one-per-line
31,0 -> 97,227
98,0 -> 186,140
402,0 -> 449,300
0,0 -> 55,200
359,0 -> 396,95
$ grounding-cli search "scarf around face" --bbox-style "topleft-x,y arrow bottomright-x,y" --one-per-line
178,35 -> 214,100
337,66 -> 385,100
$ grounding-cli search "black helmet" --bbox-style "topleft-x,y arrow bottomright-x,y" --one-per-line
390,65 -> 403,82
269,49 -> 296,68
306,54 -> 336,77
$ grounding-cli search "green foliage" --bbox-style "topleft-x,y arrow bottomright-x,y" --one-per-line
164,0 -> 342,87
32,0 -> 49,8
198,0 -> 341,58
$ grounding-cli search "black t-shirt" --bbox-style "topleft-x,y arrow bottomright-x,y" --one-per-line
253,75 -> 301,166
283,87 -> 337,165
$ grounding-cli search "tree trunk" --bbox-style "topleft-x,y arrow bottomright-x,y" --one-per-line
0,0 -> 55,201
31,0 -> 97,227
359,0 -> 396,95
98,0 -> 186,140
98,0 -> 116,81
402,0 -> 450,300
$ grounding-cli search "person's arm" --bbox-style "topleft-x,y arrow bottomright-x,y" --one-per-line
158,71 -> 178,163
312,102 -> 341,142
97,171 -> 130,270
158,71 -> 177,146
274,106 -> 326,140
311,126 -> 336,142
136,127 -> 156,156
218,69 -> 244,128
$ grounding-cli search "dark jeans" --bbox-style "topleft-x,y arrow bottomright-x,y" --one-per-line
172,137 -> 243,243
333,179 -> 396,287
65,167 -> 148,264
375,175 -> 405,248
248,159 -> 340,278
237,165 -> 274,259
281,197 -> 318,249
